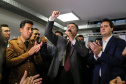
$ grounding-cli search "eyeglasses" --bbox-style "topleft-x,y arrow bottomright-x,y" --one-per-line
4,30 -> 11,33
34,33 -> 40,36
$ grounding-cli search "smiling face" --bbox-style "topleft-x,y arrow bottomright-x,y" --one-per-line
100,21 -> 113,38
31,29 -> 40,41
20,23 -> 33,40
66,24 -> 78,37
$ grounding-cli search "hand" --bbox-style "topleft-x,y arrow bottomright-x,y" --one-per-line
122,48 -> 126,56
19,70 -> 27,84
51,11 -> 60,18
22,76 -> 34,84
23,76 -> 42,84
28,41 -> 42,56
109,76 -> 125,84
19,70 -> 42,84
65,30 -> 74,42
90,42 -> 102,57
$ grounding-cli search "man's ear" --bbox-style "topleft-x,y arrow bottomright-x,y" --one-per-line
20,28 -> 22,33
75,31 -> 78,35
111,28 -> 113,32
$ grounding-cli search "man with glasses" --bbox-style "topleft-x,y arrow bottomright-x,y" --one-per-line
30,28 -> 40,43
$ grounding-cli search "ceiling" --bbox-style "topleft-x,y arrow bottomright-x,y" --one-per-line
14,0 -> 126,27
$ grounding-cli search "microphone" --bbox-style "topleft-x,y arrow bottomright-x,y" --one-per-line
65,30 -> 71,38
68,30 -> 71,32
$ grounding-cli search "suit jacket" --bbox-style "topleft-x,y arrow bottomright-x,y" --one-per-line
1,43 -> 10,84
88,36 -> 126,84
0,37 -> 8,84
44,21 -> 89,84
6,37 -> 42,84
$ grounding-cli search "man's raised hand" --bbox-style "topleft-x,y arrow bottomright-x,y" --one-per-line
51,11 -> 60,18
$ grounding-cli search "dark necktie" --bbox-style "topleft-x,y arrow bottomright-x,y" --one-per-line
64,41 -> 71,71
24,41 -> 29,48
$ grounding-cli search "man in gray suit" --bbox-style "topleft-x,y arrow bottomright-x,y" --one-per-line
44,11 -> 89,84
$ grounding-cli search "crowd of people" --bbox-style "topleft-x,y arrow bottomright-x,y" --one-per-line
0,11 -> 126,84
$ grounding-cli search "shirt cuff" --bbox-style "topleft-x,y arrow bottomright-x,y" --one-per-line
71,39 -> 76,45
49,16 -> 56,21
94,51 -> 102,60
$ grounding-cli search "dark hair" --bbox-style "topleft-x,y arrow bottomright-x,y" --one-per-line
0,26 -> 7,73
88,40 -> 93,42
101,18 -> 114,28
76,35 -> 84,38
20,20 -> 33,28
68,22 -> 79,31
0,24 -> 9,29
55,31 -> 63,36
33,28 -> 39,31
95,38 -> 102,41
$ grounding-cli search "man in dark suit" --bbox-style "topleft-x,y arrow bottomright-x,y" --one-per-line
0,25 -> 7,83
44,11 -> 89,84
88,18 -> 126,84
0,24 -> 10,84
122,48 -> 126,56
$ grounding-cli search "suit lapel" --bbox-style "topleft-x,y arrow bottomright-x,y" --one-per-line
99,41 -> 103,47
70,45 -> 74,58
104,36 -> 115,53
17,37 -> 27,51
28,40 -> 34,50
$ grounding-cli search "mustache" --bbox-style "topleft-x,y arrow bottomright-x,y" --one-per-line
34,36 -> 40,39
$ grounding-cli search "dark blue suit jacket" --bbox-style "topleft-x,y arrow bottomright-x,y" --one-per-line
88,36 -> 126,84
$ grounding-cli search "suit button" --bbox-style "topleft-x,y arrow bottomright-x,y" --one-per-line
18,53 -> 19,55
29,72 -> 30,74
28,60 -> 29,62
29,66 -> 31,68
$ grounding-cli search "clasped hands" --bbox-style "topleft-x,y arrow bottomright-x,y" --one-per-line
15,70 -> 42,84
28,41 -> 42,56
90,42 -> 102,57
110,76 -> 125,84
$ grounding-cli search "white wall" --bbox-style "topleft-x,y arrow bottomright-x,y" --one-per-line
0,8 -> 46,40
119,35 -> 126,41
0,8 -> 95,45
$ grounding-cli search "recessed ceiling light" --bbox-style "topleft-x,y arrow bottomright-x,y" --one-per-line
57,12 -> 79,22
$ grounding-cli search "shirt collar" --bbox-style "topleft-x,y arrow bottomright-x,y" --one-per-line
102,35 -> 112,43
